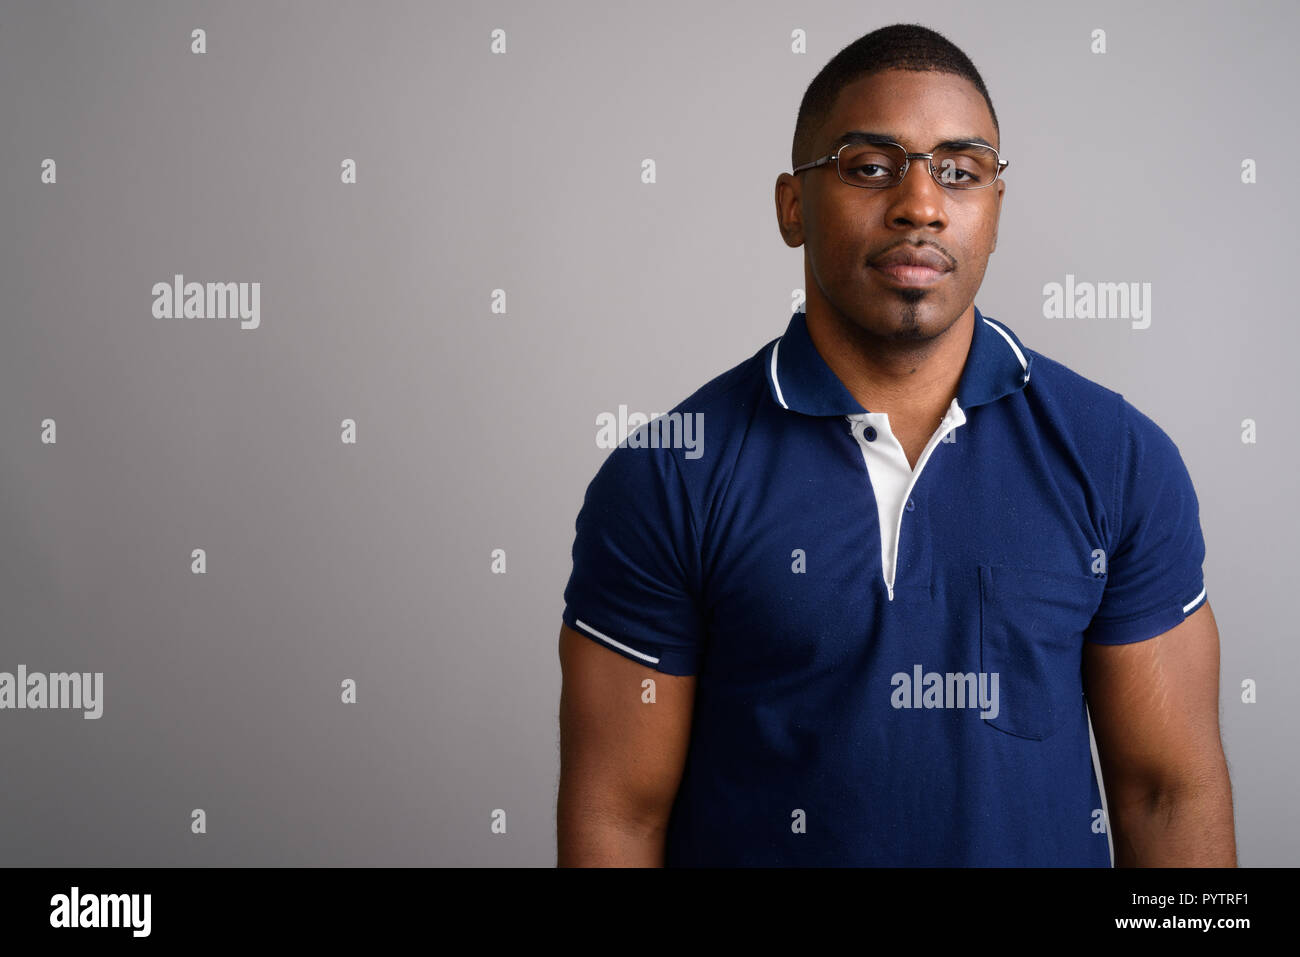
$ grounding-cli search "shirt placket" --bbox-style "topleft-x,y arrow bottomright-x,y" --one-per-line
847,399 -> 967,601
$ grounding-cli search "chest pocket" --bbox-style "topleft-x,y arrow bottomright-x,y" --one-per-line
978,564 -> 1106,741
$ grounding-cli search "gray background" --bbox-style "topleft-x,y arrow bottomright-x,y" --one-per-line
1,0 -> 1294,866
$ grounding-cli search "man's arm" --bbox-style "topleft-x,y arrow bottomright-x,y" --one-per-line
1082,601 -> 1236,866
556,623 -> 696,866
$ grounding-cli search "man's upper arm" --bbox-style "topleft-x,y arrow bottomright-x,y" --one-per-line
1083,600 -> 1226,805
556,434 -> 707,862
557,623 -> 696,860
1080,396 -> 1228,798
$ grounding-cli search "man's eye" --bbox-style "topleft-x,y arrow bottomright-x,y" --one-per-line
938,160 -> 979,184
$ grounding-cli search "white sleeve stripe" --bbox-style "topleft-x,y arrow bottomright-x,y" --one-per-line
574,619 -> 660,664
1182,585 -> 1207,614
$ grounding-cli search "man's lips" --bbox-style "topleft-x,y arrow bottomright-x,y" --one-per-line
869,245 -> 953,288
870,263 -> 949,287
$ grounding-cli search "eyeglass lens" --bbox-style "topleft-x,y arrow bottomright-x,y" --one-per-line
837,143 -> 999,189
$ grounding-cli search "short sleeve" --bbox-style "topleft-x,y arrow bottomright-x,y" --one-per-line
1084,398 -> 1208,645
561,442 -> 705,675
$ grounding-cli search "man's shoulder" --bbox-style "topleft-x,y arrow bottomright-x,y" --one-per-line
663,335 -> 777,420
1024,344 -> 1181,443
1018,342 -> 1197,514
583,334 -> 777,498
1024,345 -> 1124,410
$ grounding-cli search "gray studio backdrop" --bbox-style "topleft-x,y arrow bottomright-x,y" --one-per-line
1,0 -> 1295,866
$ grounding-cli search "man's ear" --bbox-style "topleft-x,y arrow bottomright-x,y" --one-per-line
775,173 -> 805,249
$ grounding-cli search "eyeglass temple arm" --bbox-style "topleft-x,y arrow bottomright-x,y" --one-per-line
790,155 -> 836,175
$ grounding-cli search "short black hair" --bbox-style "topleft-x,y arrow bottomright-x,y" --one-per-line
791,23 -> 1000,171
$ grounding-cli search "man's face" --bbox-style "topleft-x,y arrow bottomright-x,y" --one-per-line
777,69 -> 1005,343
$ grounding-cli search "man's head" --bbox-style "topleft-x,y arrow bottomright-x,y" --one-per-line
777,24 -> 1005,346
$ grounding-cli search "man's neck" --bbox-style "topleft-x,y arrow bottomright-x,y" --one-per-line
804,304 -> 974,428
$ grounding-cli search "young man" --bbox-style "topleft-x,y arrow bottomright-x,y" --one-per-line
557,23 -> 1235,866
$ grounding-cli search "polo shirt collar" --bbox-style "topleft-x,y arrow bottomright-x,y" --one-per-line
765,305 -> 1032,416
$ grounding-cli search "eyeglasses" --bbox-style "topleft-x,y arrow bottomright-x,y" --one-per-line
792,140 -> 1008,190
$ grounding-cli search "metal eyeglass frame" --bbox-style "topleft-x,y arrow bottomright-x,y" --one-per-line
792,140 -> 1009,190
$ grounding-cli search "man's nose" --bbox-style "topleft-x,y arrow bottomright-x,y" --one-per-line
884,159 -> 947,229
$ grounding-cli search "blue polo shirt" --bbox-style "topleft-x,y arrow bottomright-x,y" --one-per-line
561,305 -> 1208,867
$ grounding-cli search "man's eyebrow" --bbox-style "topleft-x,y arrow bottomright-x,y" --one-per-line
830,130 -> 996,151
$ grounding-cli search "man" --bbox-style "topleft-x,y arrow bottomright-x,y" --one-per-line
556,23 -> 1235,866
